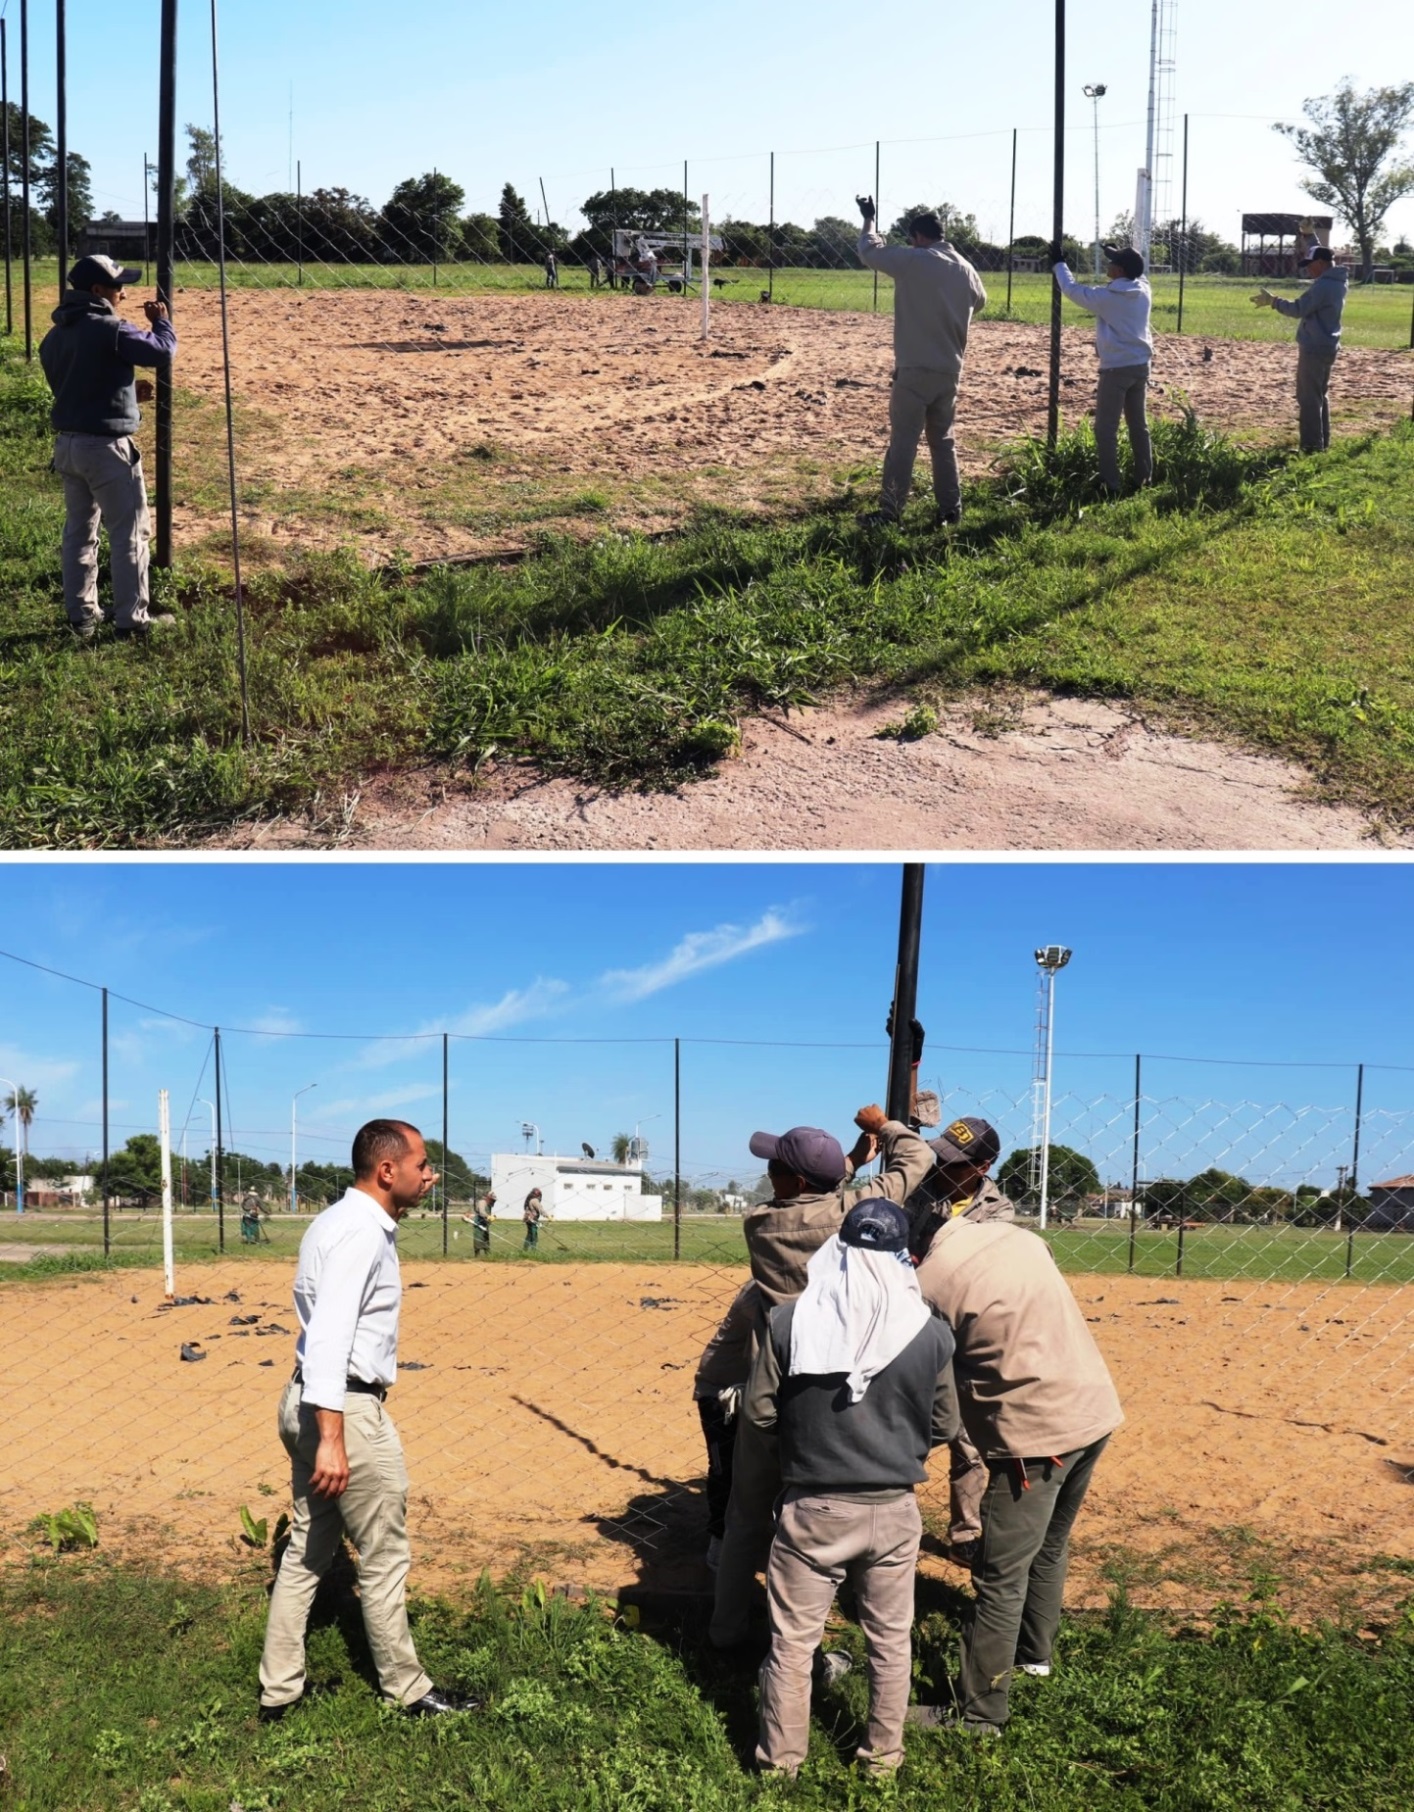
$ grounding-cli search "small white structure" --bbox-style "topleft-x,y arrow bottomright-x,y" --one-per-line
490,1152 -> 662,1221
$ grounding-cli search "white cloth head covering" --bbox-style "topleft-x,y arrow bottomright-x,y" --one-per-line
788,1233 -> 931,1403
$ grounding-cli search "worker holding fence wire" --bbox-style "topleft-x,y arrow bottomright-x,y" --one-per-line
38,255 -> 179,645
854,196 -> 988,529
1050,244 -> 1154,495
1250,223 -> 1347,453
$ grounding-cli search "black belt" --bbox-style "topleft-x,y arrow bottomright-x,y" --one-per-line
292,1367 -> 388,1402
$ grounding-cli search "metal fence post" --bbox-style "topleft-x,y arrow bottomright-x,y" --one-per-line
872,140 -> 880,313
1345,1061 -> 1363,1279
2,18 -> 11,339
101,986 -> 110,1256
20,0 -> 31,360
673,1037 -> 681,1260
442,1031 -> 449,1257
1176,1215 -> 1185,1278
1046,0 -> 1067,446
54,0 -> 65,297
1127,1053 -> 1141,1273
886,865 -> 926,1123
1006,126 -> 1017,315
214,1026 -> 224,1251
1176,112 -> 1190,333
768,151 -> 775,303
154,0 -> 178,565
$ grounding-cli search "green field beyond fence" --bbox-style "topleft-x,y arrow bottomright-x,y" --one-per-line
14,256 -> 1414,350
3,1210 -> 1410,1287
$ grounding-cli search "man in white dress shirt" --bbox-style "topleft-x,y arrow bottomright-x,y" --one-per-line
258,1118 -> 475,1721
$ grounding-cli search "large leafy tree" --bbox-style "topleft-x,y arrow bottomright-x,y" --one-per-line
382,170 -> 465,263
996,1144 -> 1101,1208
1275,82 -> 1414,278
39,151 -> 93,253
497,182 -> 536,262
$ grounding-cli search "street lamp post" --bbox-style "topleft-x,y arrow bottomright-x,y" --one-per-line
1033,946 -> 1073,1230
1082,84 -> 1107,276
291,1083 -> 317,1214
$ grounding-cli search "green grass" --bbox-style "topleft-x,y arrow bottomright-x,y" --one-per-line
0,1557 -> 1411,1810
6,322 -> 1414,846
21,253 -> 1414,349
4,1212 -> 1411,1287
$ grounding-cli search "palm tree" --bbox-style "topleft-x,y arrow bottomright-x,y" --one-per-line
611,1132 -> 632,1165
3,1085 -> 37,1215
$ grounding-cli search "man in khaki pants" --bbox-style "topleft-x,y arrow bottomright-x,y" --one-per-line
745,1199 -> 959,1777
259,1119 -> 475,1721
854,198 -> 987,527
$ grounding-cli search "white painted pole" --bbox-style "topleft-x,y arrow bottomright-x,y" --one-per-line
200,1098 -> 217,1211
1038,970 -> 1056,1230
1140,0 -> 1158,262
159,1088 -> 175,1300
701,193 -> 710,340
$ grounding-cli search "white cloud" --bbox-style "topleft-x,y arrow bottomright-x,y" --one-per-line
245,1009 -> 305,1038
599,909 -> 804,1003
349,978 -> 570,1070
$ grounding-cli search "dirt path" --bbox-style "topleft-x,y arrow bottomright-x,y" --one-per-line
161,288 -> 1413,562
213,692 -> 1398,851
2,1262 -> 1409,1617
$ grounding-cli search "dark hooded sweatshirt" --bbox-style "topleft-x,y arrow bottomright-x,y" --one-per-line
39,292 -> 177,437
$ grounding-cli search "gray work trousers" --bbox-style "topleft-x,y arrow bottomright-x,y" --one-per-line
757,1489 -> 922,1776
949,1431 -> 988,1545
710,1410 -> 780,1646
1296,347 -> 1336,453
51,431 -> 152,629
956,1436 -> 1109,1730
880,366 -> 961,519
1094,364 -> 1152,492
259,1379 -> 433,1710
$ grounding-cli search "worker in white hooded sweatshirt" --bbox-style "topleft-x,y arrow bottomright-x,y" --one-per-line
1051,243 -> 1153,494
744,1198 -> 960,1778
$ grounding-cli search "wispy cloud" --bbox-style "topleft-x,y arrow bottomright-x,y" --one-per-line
349,978 -> 571,1069
246,1009 -> 305,1038
600,910 -> 805,1003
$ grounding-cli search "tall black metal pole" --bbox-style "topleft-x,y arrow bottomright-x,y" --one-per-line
295,157 -> 302,286
1127,1053 -> 1141,1273
885,865 -> 926,1124
767,150 -> 774,303
431,164 -> 438,288
214,1026 -> 224,1250
1047,0 -> 1066,446
20,0 -> 31,359
682,159 -> 688,295
1006,126 -> 1017,315
610,166 -> 618,287
1176,112 -> 1189,333
142,153 -> 150,281
101,987 -> 110,1257
2,18 -> 12,338
1345,1061 -> 1364,1279
441,1032 -> 449,1257
54,0 -> 64,293
673,1037 -> 681,1260
154,0 -> 177,567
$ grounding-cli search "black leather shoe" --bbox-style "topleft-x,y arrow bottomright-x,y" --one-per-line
258,1697 -> 300,1723
405,1688 -> 481,1717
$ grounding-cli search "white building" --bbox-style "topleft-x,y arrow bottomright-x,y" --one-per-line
489,1152 -> 663,1221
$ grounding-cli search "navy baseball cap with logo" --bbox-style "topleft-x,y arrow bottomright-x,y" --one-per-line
840,1198 -> 910,1252
928,1117 -> 1001,1168
749,1125 -> 848,1188
1299,243 -> 1334,266
1101,245 -> 1145,280
68,254 -> 144,291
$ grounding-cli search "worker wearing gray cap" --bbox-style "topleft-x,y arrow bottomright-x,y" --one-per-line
1051,243 -> 1153,495
38,255 -> 178,643
906,1116 -> 1015,1566
1251,232 -> 1347,452
709,1103 -> 935,1649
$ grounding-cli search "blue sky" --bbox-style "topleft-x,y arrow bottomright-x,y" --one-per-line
3,861 -> 1414,1191
12,0 -> 1414,250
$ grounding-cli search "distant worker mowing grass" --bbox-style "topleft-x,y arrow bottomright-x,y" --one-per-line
38,255 -> 178,645
1051,243 -> 1153,495
523,1187 -> 543,1250
854,195 -> 987,529
1250,224 -> 1347,453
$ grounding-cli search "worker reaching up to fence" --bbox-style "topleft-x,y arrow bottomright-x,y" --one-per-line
854,196 -> 987,529
1051,244 -> 1154,495
1250,223 -> 1347,453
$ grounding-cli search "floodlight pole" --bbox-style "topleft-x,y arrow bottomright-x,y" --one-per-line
886,865 -> 926,1125
159,1088 -> 174,1300
2,17 -> 12,339
768,151 -> 775,303
54,0 -> 65,295
1176,112 -> 1189,332
154,0 -> 178,566
1047,0 -> 1066,447
1038,967 -> 1058,1228
1082,84 -> 1105,277
1006,126 -> 1017,314
291,1082 -> 316,1214
700,193 -> 710,339
872,140 -> 880,314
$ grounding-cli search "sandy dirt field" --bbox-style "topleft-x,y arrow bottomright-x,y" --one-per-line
4,1262 -> 1410,1618
216,693 -> 1401,852
164,289 -> 1414,562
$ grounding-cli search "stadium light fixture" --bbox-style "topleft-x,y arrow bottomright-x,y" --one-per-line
1033,947 -> 1073,1230
291,1082 -> 317,1214
1082,84 -> 1108,275
521,1120 -> 543,1155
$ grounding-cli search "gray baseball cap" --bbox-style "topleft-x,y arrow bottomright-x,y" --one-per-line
749,1125 -> 847,1188
928,1116 -> 1001,1168
68,254 -> 143,290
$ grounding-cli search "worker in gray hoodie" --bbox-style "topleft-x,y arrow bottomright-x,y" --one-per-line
855,196 -> 988,527
38,255 -> 177,643
1052,244 -> 1153,494
1251,237 -> 1348,452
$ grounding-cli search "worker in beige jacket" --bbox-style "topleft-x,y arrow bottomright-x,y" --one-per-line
709,1104 -> 935,1648
905,1116 -> 1015,1564
915,1213 -> 1122,1733
855,195 -> 987,527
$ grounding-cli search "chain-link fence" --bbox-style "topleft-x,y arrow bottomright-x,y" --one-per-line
3,952 -> 1413,1595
